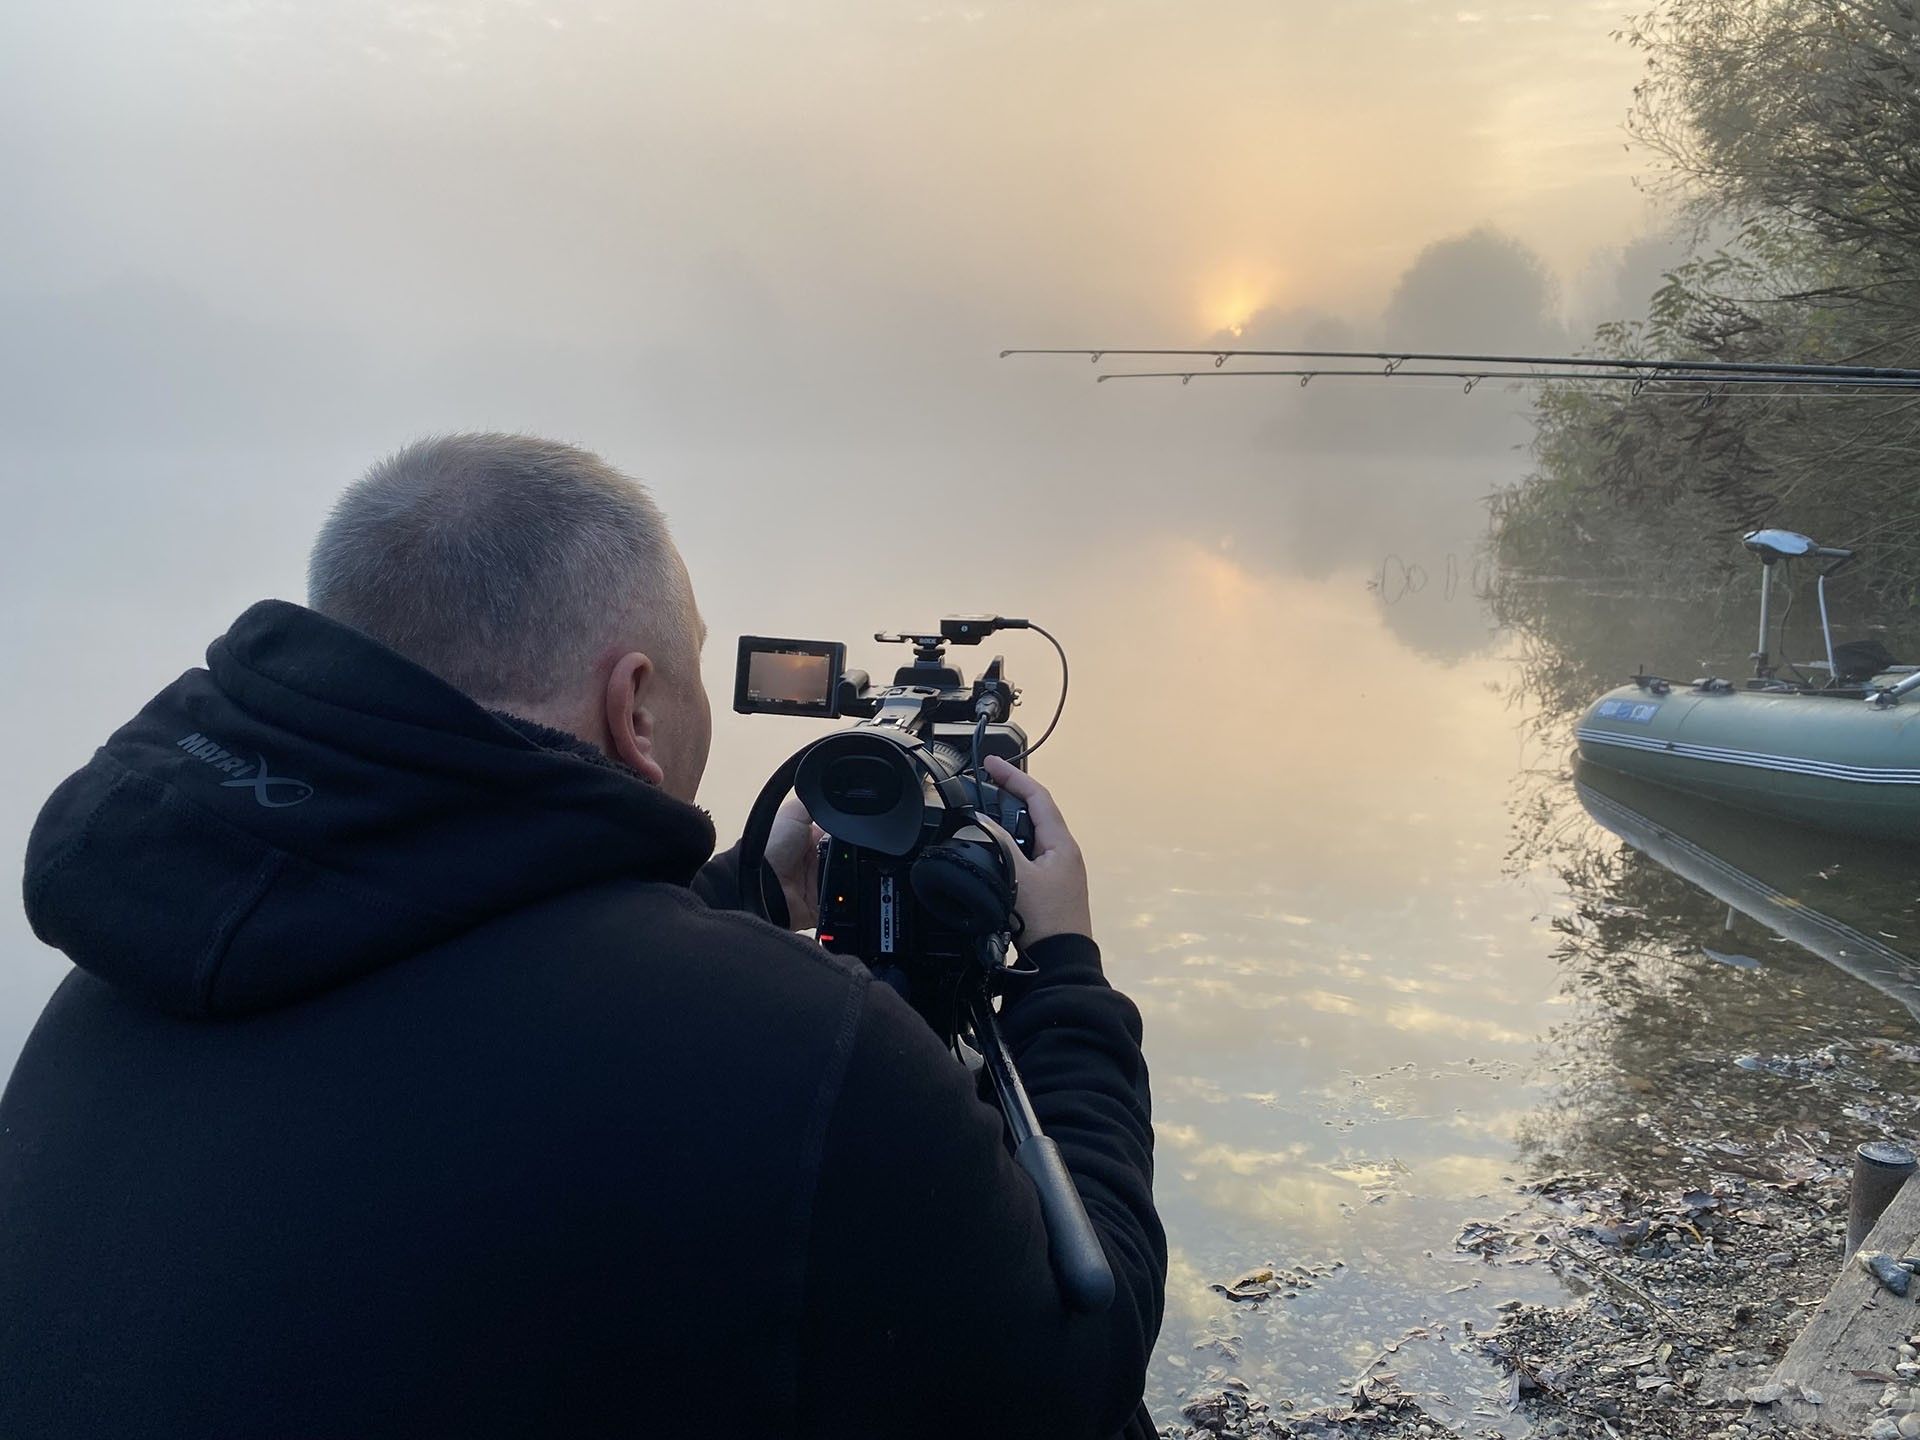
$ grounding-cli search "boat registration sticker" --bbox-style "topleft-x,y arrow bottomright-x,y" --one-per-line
1595,698 -> 1661,724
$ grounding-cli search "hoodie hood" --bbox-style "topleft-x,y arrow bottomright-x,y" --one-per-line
23,600 -> 717,1018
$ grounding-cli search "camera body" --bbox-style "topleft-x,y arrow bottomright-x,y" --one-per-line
735,618 -> 1036,1039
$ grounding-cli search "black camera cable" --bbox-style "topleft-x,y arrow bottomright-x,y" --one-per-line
957,617 -> 1068,765
967,710 -> 990,806
1002,620 -> 1068,763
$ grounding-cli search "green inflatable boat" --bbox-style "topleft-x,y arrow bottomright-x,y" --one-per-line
1576,529 -> 1920,840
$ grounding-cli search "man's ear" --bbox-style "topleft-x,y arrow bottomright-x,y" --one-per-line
604,651 -> 666,787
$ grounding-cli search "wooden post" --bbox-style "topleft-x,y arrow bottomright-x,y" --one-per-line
1769,1174 -> 1920,1433
1851,1143 -> 1919,1260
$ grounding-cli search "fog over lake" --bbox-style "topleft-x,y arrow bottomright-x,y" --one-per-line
12,0 -> 1825,1417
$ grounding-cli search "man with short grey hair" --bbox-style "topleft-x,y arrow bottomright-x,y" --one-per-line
309,434 -> 708,789
1,434 -> 1166,1439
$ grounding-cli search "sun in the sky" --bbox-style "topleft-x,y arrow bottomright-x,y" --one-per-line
1199,269 -> 1280,337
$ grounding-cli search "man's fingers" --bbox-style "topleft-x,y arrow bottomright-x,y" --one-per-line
982,755 -> 1072,856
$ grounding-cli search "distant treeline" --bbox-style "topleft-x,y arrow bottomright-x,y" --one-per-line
1493,0 -> 1920,608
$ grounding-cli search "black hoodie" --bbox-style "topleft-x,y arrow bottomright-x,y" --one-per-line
3,600 -> 1165,1439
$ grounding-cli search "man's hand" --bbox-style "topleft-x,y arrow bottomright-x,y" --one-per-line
980,755 -> 1092,948
765,793 -> 826,931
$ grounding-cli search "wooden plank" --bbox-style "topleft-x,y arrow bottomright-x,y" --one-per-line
1768,1176 -> 1920,1433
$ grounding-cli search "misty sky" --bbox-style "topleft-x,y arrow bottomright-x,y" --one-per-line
0,0 -> 1668,1060
3,1 -> 1653,360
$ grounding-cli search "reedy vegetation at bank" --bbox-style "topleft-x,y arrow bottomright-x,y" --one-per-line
1493,0 -> 1920,610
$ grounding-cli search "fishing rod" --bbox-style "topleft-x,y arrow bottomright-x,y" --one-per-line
1000,346 -> 1920,383
1090,367 -> 1920,393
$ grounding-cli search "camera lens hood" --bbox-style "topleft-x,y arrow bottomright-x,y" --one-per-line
795,729 -> 936,857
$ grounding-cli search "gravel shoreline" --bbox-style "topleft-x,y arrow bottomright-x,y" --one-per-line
1159,1041 -> 1920,1440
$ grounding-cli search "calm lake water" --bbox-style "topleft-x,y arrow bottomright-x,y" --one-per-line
6,437 -> 1919,1427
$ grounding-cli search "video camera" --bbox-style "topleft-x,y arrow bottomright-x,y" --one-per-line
735,617 -> 1040,1025
733,615 -> 1111,1312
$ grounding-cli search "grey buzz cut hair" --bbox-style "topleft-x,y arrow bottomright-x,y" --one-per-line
307,433 -> 698,708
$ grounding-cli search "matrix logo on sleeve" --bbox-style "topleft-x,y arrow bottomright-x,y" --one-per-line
175,733 -> 315,808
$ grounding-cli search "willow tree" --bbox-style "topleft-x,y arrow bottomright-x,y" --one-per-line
1494,0 -> 1920,607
